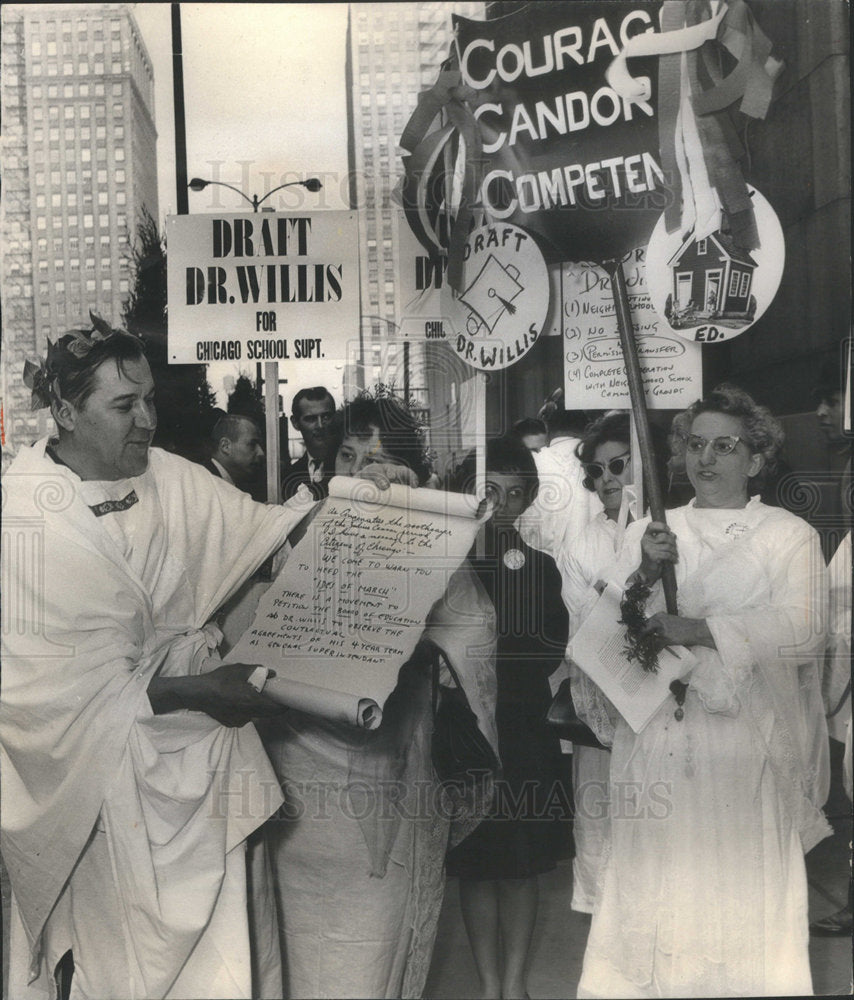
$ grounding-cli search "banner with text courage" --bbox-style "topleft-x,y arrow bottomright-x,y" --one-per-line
454,2 -> 666,263
166,211 -> 358,366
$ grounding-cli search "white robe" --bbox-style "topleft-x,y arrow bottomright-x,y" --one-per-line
259,565 -> 498,1000
556,512 -> 623,914
516,437 -> 602,558
1,439 -> 313,999
578,499 -> 831,999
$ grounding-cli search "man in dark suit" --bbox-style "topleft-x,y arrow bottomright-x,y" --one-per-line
282,387 -> 336,500
204,412 -> 265,493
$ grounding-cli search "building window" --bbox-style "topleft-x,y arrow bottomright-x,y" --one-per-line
84,214 -> 93,228
102,278 -> 112,292
63,84 -> 73,97
64,126 -> 75,141
728,270 -> 740,296
113,103 -> 123,117
51,193 -> 61,207
86,279 -> 96,292
116,191 -> 126,205
96,125 -> 106,140
112,82 -> 122,95
114,147 -> 125,161
99,214 -> 109,227
34,107 -> 44,121
115,169 -> 125,183
100,256 -> 111,269
739,272 -> 750,297
80,105 -> 90,119
98,192 -> 108,205
119,278 -> 129,293
32,41 -> 42,56
81,149 -> 91,162
111,60 -> 122,73
697,238 -> 707,255
79,62 -> 89,74
66,169 -> 77,184
64,106 -> 74,119
68,192 -> 77,206
98,169 -> 108,183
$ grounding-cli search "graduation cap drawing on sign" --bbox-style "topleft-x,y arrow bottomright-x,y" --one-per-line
459,255 -> 523,336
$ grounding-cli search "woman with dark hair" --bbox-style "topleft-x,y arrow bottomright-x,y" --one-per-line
447,435 -> 569,1000
578,385 -> 831,998
259,392 -> 499,1000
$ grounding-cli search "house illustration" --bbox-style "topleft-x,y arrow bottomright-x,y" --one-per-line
664,229 -> 758,329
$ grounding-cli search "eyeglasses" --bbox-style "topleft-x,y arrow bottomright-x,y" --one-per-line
583,453 -> 630,480
685,434 -> 742,456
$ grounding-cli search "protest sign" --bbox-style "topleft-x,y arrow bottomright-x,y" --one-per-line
441,222 -> 551,371
451,2 -> 666,265
645,186 -> 785,343
225,476 -> 484,727
166,211 -> 358,365
563,246 -> 702,408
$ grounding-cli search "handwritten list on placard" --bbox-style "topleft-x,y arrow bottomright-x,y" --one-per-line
562,248 -> 703,409
226,476 -> 482,727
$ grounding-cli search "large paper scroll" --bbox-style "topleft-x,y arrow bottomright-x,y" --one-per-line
570,583 -> 697,733
227,476 -> 483,728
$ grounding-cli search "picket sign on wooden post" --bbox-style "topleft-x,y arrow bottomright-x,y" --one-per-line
604,258 -> 678,616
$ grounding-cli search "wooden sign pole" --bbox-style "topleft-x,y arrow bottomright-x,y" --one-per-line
604,259 -> 678,615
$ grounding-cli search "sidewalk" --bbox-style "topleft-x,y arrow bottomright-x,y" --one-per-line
425,819 -> 853,999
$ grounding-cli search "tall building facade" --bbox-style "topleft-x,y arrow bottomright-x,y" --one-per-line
347,2 -> 483,410
1,3 -> 157,459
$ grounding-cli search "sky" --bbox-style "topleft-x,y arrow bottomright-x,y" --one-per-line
131,3 -> 352,407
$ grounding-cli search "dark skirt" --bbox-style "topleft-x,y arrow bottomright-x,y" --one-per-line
446,690 -> 569,880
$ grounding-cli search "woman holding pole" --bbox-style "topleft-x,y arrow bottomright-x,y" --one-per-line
577,385 -> 830,998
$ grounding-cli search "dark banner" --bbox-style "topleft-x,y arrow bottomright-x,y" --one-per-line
454,2 -> 666,263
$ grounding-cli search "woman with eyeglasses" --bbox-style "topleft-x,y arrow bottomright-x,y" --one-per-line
447,435 -> 569,1000
578,385 -> 831,998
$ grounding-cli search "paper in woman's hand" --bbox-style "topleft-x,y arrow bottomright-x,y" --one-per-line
569,583 -> 697,733
225,477 -> 484,728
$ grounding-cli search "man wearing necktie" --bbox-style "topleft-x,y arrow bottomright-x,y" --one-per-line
282,386 -> 336,500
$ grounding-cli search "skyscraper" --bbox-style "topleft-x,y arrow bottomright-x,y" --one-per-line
1,3 -> 157,459
347,1 -> 483,403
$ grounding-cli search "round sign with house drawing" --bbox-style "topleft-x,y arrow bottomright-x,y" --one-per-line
441,223 -> 550,370
645,187 -> 785,344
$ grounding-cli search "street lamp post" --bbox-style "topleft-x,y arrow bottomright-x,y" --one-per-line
188,175 -> 323,503
188,176 -> 322,212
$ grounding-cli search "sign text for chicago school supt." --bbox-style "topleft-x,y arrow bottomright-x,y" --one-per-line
166,211 -> 358,365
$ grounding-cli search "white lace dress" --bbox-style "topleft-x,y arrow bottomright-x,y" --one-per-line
578,500 -> 830,998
